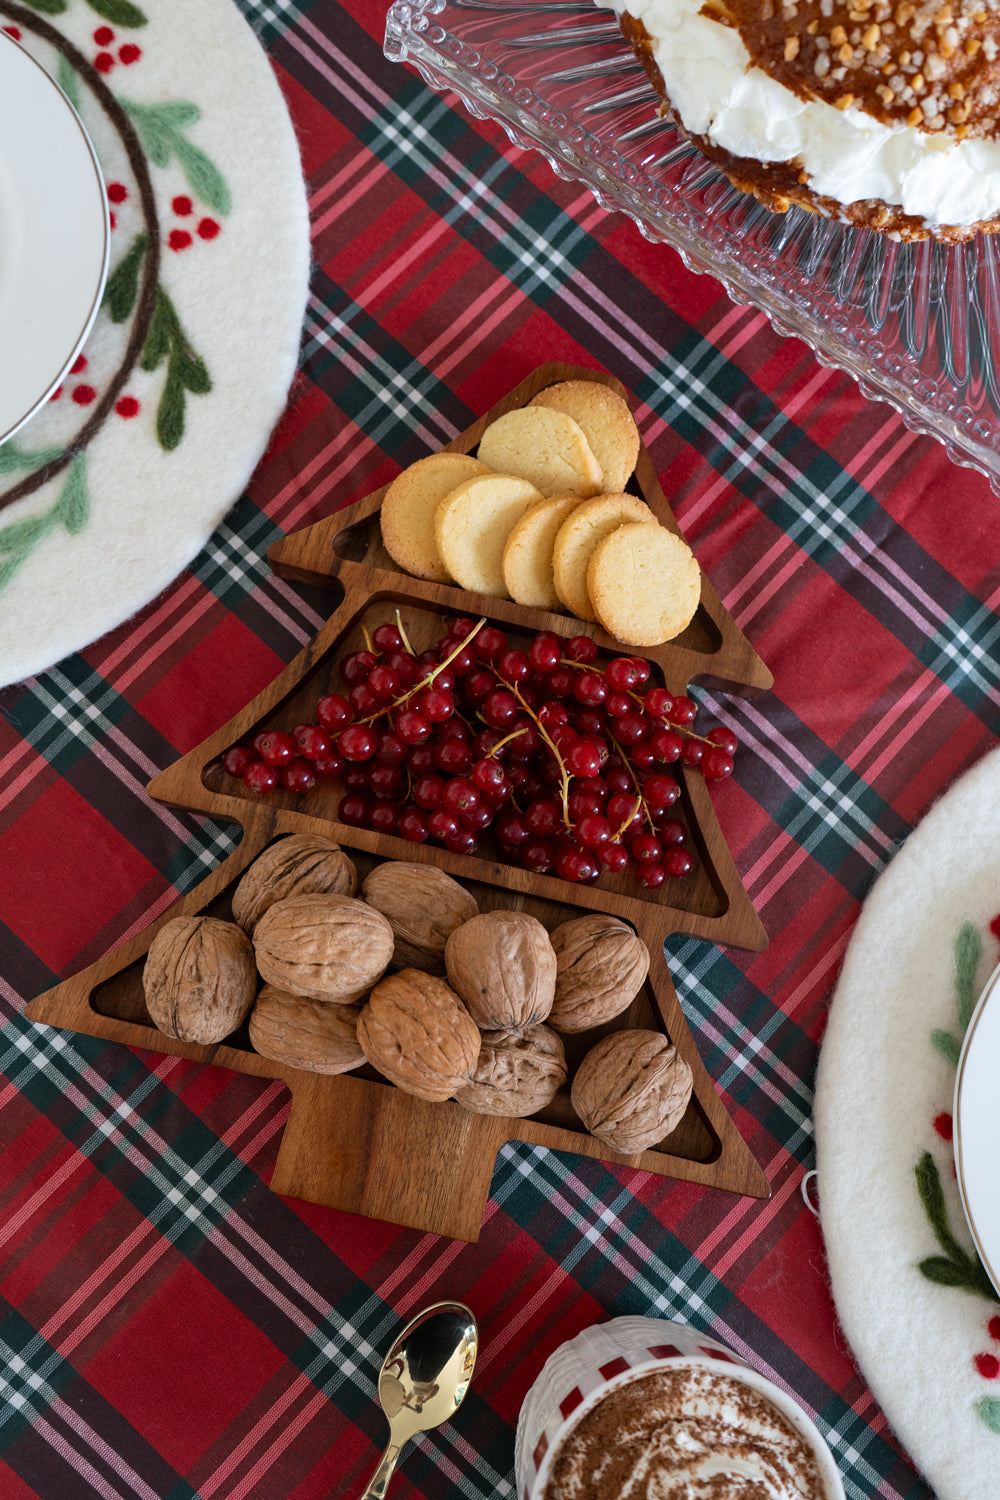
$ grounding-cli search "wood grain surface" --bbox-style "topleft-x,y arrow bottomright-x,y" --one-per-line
26,365 -> 775,1239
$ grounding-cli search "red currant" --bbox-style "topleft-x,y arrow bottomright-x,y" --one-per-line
339,724 -> 377,761
707,725 -> 739,755
340,650 -> 376,685
316,693 -> 351,730
668,695 -> 697,726
223,744 -> 253,778
371,623 -> 403,653
295,724 -> 331,761
396,709 -> 432,745
338,792 -> 370,826
702,747 -> 735,780
244,760 -> 278,794
398,807 -> 429,842
565,635 -> 598,664
528,634 -> 561,673
257,730 -> 297,766
281,758 -> 316,794
662,848 -> 694,878
605,657 -> 640,692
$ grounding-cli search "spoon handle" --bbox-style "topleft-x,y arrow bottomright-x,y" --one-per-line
358,1439 -> 403,1500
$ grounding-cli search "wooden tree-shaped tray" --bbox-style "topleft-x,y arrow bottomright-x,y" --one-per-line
27,364 -> 775,1242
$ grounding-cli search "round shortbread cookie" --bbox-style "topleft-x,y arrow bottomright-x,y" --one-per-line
476,407 -> 602,499
501,492 -> 586,611
435,474 -> 544,599
587,523 -> 701,647
380,452 -> 489,583
529,380 -> 640,493
551,493 -> 655,622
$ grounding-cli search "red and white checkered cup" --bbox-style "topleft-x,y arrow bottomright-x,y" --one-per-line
514,1315 -> 845,1500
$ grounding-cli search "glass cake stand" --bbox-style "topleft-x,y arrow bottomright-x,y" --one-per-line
385,0 -> 1000,492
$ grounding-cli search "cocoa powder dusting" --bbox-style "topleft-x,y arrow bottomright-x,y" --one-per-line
542,1365 -> 827,1500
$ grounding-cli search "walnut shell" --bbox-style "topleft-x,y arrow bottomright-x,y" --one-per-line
253,893 -> 393,1003
232,833 -> 358,933
454,1025 -> 567,1117
358,969 -> 480,1102
248,985 -> 365,1074
548,915 -> 650,1033
571,1029 -> 693,1155
361,862 -> 479,971
143,915 -> 256,1044
445,910 -> 556,1032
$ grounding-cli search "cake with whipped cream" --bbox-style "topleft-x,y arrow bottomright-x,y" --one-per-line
598,0 -> 1000,239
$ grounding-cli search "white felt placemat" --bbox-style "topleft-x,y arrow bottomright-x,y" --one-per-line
815,744 -> 1000,1500
0,0 -> 309,687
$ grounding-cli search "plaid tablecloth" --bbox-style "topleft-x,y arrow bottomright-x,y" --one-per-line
3,0 -> 997,1495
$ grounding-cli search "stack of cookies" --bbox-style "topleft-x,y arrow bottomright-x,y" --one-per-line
378,379 -> 701,648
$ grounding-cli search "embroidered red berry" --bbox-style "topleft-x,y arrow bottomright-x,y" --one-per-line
94,26 -> 114,45
934,1112 -> 953,1141
49,387 -> 62,402
116,396 -> 140,419
94,52 -> 115,73
991,914 -> 1000,943
107,182 -> 128,204
172,195 -> 193,216
119,43 -> 141,64
197,218 -> 221,240
3,25 -> 21,39
71,354 -> 88,376
72,385 -> 97,406
975,1353 -> 1000,1379
168,229 -> 192,252
990,1316 -> 1000,1341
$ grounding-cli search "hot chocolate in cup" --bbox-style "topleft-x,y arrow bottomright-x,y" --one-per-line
515,1316 -> 844,1500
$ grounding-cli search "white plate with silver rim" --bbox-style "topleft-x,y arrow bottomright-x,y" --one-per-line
954,959 -> 1000,1299
0,29 -> 109,446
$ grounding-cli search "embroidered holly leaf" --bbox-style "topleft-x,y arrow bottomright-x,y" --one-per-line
976,1397 -> 1000,1434
176,348 -> 210,395
138,287 -> 211,451
140,289 -> 173,372
122,101 -> 230,213
0,516 -> 49,555
955,920 -> 981,1033
914,1152 -> 998,1302
86,0 -> 147,25
57,54 -> 81,111
0,442 -> 63,477
171,135 -> 231,216
918,1255 -> 978,1288
20,0 -> 68,13
104,234 -> 149,324
56,455 -> 88,535
0,455 -> 88,595
931,1028 -> 962,1066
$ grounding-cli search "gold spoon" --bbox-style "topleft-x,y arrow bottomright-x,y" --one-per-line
359,1301 -> 479,1500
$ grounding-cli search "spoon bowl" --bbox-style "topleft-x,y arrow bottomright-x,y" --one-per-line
358,1300 -> 478,1500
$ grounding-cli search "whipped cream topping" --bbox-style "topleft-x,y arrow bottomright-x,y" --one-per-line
598,0 -> 1000,227
543,1365 -> 827,1500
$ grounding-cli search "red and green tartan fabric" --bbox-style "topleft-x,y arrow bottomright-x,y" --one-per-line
2,0 -> 1000,1495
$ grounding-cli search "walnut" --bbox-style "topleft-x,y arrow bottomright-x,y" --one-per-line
232,833 -> 358,933
144,915 -> 256,1044
571,1029 -> 693,1155
454,1025 -> 566,1117
548,915 -> 649,1033
253,893 -> 393,1003
248,985 -> 365,1074
358,969 -> 480,1102
445,910 -> 556,1032
361,862 -> 478,971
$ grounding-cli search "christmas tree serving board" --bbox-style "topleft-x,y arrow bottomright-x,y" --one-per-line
27,365 -> 774,1241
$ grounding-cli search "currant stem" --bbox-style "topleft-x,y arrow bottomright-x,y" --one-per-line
359,618 -> 487,726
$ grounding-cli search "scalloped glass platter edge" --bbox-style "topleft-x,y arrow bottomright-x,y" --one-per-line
385,0 -> 1000,492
